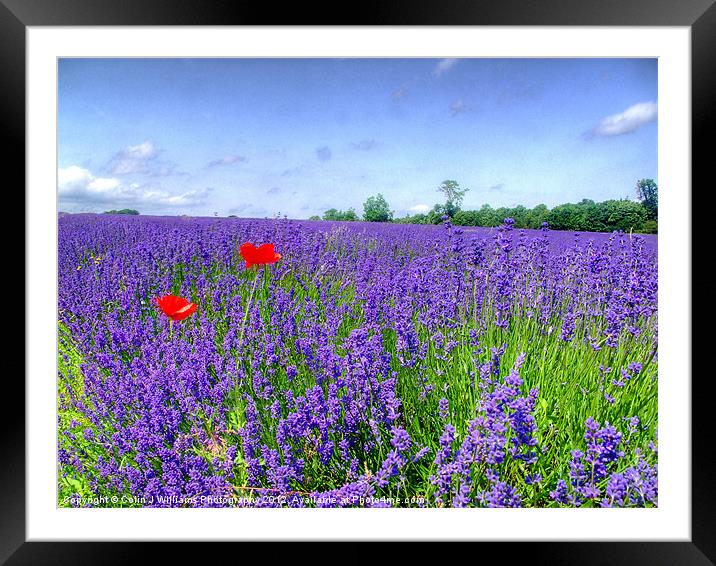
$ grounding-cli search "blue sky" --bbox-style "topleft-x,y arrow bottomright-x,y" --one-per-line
58,58 -> 657,218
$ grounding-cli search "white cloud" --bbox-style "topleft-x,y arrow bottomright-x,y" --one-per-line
434,58 -> 458,77
58,165 -> 212,209
125,140 -> 156,159
106,141 -> 160,175
88,177 -> 121,191
592,101 -> 658,137
59,166 -> 120,196
207,154 -> 247,167
58,165 -> 92,187
408,203 -> 430,214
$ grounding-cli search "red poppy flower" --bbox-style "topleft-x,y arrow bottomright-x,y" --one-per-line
155,294 -> 197,321
239,242 -> 282,268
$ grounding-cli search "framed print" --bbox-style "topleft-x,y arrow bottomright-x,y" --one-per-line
8,0 -> 711,563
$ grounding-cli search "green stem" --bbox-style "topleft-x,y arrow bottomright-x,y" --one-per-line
236,267 -> 261,359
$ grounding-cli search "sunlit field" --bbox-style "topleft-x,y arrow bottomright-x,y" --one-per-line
58,214 -> 657,508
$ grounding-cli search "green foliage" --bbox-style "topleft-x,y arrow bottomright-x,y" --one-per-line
394,198 -> 653,233
374,197 -> 655,232
323,208 -> 359,221
546,203 -> 585,231
437,180 -> 469,217
308,215 -> 322,221
602,200 -> 647,232
477,204 -> 501,227
525,204 -> 550,229
425,203 -> 448,224
453,209 -> 479,226
362,194 -> 393,222
316,179 -> 656,233
395,213 -> 429,224
509,204 -> 529,228
640,220 -> 658,234
58,323 -> 105,505
544,199 -> 647,233
635,179 -> 658,221
103,209 -> 140,215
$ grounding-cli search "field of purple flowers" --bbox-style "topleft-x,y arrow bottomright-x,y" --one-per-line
58,214 -> 658,508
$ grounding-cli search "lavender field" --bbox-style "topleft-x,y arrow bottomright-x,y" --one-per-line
58,214 -> 658,508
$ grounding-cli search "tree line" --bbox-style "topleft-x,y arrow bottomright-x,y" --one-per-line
103,209 -> 140,215
309,179 -> 658,234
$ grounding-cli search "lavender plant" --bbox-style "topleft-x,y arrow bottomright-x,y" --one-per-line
58,214 -> 657,507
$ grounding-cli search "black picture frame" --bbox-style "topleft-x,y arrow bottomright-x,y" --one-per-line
8,0 -> 710,563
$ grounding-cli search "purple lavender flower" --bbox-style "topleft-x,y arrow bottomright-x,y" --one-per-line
438,398 -> 450,420
57,214 -> 657,507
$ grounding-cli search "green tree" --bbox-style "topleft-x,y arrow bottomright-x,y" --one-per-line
427,203 -> 449,224
104,208 -> 139,215
363,194 -> 393,222
510,205 -> 529,228
495,207 -> 511,225
640,219 -> 658,234
396,213 -> 429,224
476,204 -> 500,227
437,180 -> 469,217
453,209 -> 479,226
635,179 -> 658,221
575,199 -> 605,232
546,203 -> 582,231
341,208 -> 359,221
324,208 -> 359,221
526,204 -> 549,229
603,199 -> 647,232
322,208 -> 341,221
